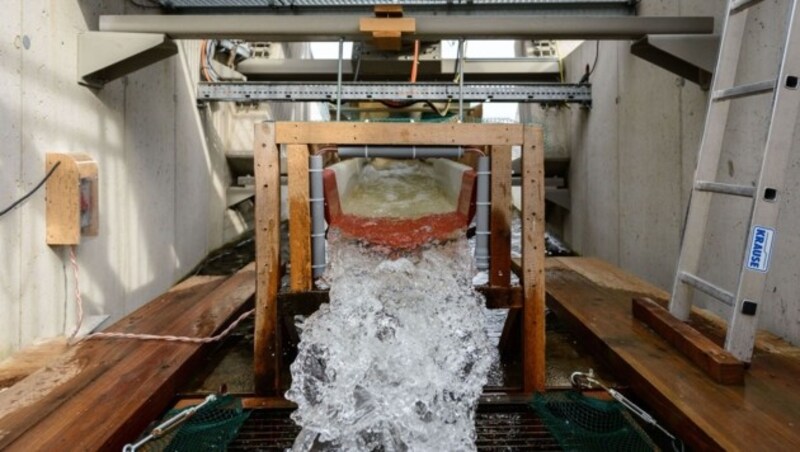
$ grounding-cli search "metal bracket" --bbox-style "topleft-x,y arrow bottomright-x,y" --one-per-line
78,32 -> 178,88
631,34 -> 720,90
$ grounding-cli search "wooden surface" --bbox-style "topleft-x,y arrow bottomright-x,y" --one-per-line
546,257 -> 800,451
489,145 -> 512,287
254,122 -> 282,395
275,122 -> 524,145
0,265 -> 255,451
632,297 -> 745,385
521,126 -> 546,393
0,339 -> 69,390
287,144 -> 312,292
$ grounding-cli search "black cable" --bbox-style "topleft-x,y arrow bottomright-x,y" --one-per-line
0,161 -> 61,218
579,41 -> 601,84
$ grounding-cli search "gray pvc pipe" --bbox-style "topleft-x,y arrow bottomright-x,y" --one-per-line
309,155 -> 326,278
337,146 -> 464,159
475,156 -> 490,271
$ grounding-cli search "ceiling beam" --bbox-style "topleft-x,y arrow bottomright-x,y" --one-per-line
99,15 -> 714,42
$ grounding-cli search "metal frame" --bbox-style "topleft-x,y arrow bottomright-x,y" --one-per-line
197,81 -> 592,103
78,32 -> 177,86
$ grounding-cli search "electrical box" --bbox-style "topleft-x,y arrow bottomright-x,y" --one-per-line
45,153 -> 99,245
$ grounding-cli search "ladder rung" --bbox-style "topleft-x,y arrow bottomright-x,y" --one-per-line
730,0 -> 766,14
713,79 -> 776,102
694,181 -> 755,198
678,272 -> 735,306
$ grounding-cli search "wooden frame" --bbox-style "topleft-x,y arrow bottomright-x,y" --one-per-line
254,122 -> 545,395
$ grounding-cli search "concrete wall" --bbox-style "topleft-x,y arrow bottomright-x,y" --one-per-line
0,0 -> 230,359
543,0 -> 800,344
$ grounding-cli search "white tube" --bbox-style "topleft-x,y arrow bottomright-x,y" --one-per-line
337,146 -> 464,159
475,156 -> 490,270
309,155 -> 326,278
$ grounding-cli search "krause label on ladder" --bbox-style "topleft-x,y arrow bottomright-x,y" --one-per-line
746,226 -> 775,273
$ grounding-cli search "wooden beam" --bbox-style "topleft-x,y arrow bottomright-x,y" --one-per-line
254,122 -> 282,395
287,144 -> 312,292
275,122 -> 524,146
490,145 -> 512,287
632,297 -> 745,385
0,266 -> 255,451
521,126 -> 546,393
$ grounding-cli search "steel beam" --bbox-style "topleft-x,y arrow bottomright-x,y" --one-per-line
237,58 -> 561,82
100,15 -> 714,41
196,82 -> 592,104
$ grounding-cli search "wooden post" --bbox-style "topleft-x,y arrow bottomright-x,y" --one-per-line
254,122 -> 282,395
490,145 -> 512,287
522,126 -> 546,393
288,144 -> 312,292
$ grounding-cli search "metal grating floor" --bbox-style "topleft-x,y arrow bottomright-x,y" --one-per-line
157,0 -> 634,15
228,405 -> 561,451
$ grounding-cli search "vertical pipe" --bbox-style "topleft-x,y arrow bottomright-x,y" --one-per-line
336,38 -> 344,122
475,156 -> 491,270
309,155 -> 326,278
458,38 -> 465,122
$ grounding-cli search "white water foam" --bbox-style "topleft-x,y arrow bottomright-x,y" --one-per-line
287,232 -> 497,451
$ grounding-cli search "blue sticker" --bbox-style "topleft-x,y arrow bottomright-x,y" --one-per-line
746,226 -> 775,273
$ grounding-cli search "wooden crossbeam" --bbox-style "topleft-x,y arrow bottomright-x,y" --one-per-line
632,297 -> 745,385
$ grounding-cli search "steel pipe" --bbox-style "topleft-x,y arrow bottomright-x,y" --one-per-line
309,155 -> 326,279
99,15 -> 714,41
337,146 -> 467,159
475,156 -> 491,271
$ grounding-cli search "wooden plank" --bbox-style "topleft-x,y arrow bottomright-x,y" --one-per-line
546,258 -> 800,451
287,144 -> 312,292
632,297 -> 745,385
0,275 -> 226,449
490,145 -> 512,287
359,18 -> 416,33
0,339 -> 68,389
254,122 -> 282,395
374,5 -> 404,16
5,265 -> 256,452
0,264 -> 257,451
521,126 -> 546,393
275,122 -> 524,146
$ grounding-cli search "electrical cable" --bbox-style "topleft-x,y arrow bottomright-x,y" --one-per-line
579,41 -> 601,84
0,161 -> 61,218
67,246 -> 84,342
66,249 -> 255,345
410,40 -> 420,83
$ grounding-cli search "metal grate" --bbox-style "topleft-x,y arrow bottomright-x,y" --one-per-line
227,404 -> 561,451
158,0 -> 634,15
197,82 -> 592,103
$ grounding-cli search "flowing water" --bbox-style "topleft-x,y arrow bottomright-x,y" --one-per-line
341,160 -> 454,219
287,233 -> 496,451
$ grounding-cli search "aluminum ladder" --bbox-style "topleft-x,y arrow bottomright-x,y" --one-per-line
670,0 -> 800,362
